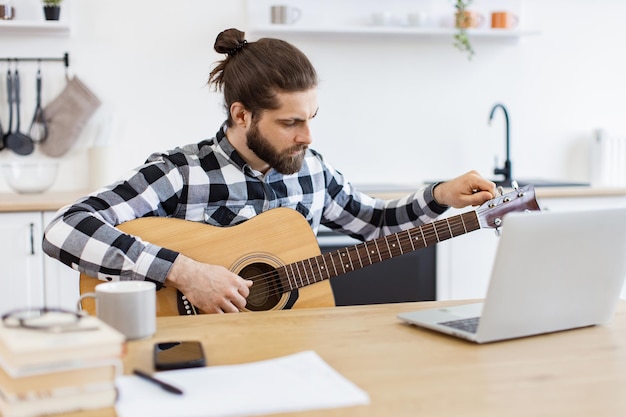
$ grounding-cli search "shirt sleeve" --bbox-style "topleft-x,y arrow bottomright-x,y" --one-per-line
319,160 -> 449,241
42,158 -> 185,288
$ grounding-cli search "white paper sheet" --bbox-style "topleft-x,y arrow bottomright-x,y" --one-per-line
115,350 -> 369,417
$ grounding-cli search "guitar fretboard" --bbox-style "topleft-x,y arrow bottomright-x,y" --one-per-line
278,211 -> 480,291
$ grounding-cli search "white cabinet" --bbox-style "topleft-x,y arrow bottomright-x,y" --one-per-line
0,211 -> 78,316
437,192 -> 626,301
0,212 -> 45,315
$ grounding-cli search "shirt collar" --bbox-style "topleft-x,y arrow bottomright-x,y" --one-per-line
215,122 -> 250,172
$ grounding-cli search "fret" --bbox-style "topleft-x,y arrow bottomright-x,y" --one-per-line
291,261 -> 300,287
419,225 -> 427,245
433,220 -> 452,242
447,216 -> 465,237
407,229 -> 416,251
306,258 -> 315,284
395,234 -> 404,255
398,230 -> 411,254
328,252 -> 340,277
312,257 -> 324,283
354,245 -> 364,269
344,248 -> 355,271
295,261 -> 305,287
421,223 -> 437,246
320,253 -> 332,280
373,239 -> 383,262
461,211 -> 480,232
286,265 -> 296,290
307,258 -> 319,283
446,218 -> 453,236
364,241 -> 373,265
383,236 -> 393,260
337,250 -> 348,274
460,215 -> 468,234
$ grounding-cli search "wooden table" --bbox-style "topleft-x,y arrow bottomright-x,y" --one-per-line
70,299 -> 626,417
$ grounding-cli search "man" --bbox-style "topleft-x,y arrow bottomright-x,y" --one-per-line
43,28 -> 496,314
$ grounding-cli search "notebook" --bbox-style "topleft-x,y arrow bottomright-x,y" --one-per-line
397,207 -> 626,343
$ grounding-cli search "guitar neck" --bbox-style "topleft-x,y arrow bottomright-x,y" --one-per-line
278,210 -> 480,291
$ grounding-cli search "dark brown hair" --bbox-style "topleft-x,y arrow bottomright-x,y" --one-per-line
208,28 -> 318,126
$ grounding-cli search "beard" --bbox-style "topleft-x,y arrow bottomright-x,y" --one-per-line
246,122 -> 307,175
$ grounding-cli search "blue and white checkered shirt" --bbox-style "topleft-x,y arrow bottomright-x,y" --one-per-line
43,124 -> 447,287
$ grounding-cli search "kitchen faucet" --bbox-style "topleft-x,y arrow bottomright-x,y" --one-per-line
488,103 -> 512,187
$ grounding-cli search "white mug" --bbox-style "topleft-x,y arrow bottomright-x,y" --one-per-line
371,11 -> 394,26
407,12 -> 428,27
271,5 -> 301,24
78,281 -> 156,340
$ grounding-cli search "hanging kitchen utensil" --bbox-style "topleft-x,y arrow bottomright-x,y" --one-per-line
29,65 -> 48,143
2,66 -> 14,152
1,66 -> 13,151
0,65 -> 4,150
5,67 -> 35,155
0,109 -> 3,152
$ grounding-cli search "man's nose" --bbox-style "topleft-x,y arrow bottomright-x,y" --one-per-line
296,124 -> 313,145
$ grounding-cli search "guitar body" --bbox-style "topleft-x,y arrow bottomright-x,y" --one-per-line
79,208 -> 335,316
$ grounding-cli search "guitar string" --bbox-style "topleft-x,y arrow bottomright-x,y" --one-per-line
241,216 -> 478,300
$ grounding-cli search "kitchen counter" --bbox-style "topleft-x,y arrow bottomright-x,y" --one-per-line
354,185 -> 626,201
0,191 -> 89,212
2,186 -> 626,212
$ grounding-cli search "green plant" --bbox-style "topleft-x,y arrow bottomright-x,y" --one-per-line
42,0 -> 62,6
453,0 -> 475,60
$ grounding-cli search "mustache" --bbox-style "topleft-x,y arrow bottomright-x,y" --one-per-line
286,145 -> 308,154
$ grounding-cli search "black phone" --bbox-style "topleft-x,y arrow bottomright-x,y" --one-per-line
153,341 -> 206,370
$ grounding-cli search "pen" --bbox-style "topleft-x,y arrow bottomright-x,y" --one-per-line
133,369 -> 184,395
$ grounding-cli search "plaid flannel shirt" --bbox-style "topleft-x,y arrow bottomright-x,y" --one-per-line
42,124 -> 447,287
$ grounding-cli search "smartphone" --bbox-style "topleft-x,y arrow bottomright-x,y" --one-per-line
153,341 -> 206,370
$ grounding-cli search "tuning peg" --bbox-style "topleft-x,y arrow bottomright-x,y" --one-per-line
497,186 -> 504,196
495,228 -> 501,237
511,180 -> 519,190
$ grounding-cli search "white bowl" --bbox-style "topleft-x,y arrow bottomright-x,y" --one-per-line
2,160 -> 59,194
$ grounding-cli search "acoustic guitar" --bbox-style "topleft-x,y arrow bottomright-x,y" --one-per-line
80,185 -> 540,316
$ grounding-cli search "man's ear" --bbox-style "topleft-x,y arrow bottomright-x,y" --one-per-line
230,102 -> 251,128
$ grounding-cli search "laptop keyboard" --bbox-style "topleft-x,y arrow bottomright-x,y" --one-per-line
439,317 -> 480,333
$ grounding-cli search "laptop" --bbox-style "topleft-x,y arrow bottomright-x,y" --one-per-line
398,207 -> 626,343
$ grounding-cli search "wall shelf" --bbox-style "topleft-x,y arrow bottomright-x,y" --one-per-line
250,25 -> 539,39
246,0 -> 539,43
0,20 -> 70,35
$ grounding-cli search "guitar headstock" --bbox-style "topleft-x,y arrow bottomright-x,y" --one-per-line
476,184 -> 541,230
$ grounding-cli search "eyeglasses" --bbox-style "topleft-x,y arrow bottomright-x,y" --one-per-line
1,307 -> 98,333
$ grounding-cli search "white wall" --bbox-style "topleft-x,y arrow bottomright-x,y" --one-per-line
1,0 -> 625,193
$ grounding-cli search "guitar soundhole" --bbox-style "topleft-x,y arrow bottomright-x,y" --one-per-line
241,262 -> 283,311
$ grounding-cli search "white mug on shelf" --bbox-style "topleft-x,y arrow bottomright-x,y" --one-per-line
371,11 -> 394,26
270,5 -> 301,25
407,12 -> 428,27
78,281 -> 156,340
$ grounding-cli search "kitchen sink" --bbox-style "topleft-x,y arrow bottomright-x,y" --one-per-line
491,179 -> 590,188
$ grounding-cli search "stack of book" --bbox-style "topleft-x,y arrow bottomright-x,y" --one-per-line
0,314 -> 126,417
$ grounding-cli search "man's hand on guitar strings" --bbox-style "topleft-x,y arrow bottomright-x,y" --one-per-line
165,255 -> 253,314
